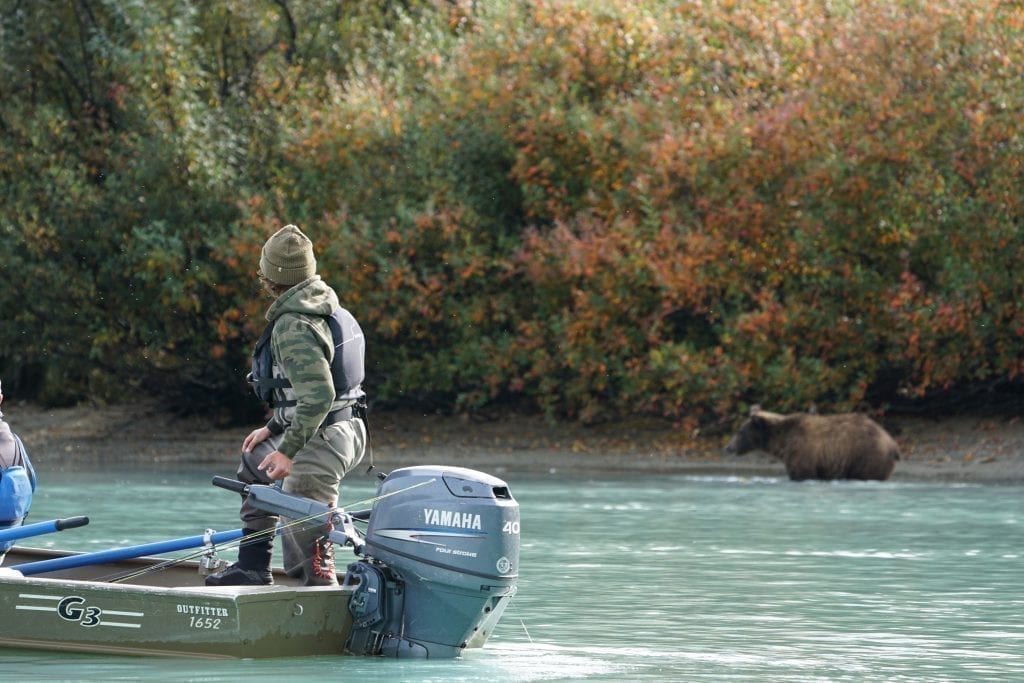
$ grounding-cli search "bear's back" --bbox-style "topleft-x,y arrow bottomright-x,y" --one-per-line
775,412 -> 899,480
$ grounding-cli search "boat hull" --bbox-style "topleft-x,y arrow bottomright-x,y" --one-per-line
0,547 -> 355,658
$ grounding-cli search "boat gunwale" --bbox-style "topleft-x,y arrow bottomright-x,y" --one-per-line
1,546 -> 357,597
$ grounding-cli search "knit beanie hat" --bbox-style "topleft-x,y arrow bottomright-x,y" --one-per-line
260,225 -> 316,286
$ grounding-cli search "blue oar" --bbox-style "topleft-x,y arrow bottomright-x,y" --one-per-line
11,528 -> 245,576
0,516 -> 90,545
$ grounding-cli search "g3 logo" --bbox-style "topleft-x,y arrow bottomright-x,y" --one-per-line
57,596 -> 102,628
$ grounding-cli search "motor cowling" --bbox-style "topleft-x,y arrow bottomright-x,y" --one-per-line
344,466 -> 519,658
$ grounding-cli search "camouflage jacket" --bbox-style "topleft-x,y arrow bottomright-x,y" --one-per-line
263,275 -> 352,458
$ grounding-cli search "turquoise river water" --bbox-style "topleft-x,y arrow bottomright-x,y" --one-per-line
1,465 -> 1021,682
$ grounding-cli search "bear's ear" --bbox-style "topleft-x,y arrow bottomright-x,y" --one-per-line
752,411 -> 785,428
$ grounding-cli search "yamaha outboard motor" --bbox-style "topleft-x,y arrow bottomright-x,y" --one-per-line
344,466 -> 520,658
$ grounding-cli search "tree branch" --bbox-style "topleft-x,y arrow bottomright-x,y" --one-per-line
272,0 -> 297,65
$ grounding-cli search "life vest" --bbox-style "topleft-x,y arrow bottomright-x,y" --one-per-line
249,307 -> 365,407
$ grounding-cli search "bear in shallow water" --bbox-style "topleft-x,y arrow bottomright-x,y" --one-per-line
725,408 -> 900,481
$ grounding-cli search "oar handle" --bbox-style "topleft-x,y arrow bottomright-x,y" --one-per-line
55,516 -> 89,531
211,476 -> 249,494
0,516 -> 91,544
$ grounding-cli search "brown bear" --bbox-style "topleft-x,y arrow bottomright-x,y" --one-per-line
725,407 -> 900,481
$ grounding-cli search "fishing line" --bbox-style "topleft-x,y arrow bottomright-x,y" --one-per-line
519,618 -> 534,644
502,596 -> 534,644
340,477 -> 435,510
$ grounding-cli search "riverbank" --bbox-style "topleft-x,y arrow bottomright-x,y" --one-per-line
6,401 -> 1024,483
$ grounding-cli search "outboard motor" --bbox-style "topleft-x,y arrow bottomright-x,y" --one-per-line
344,466 -> 519,658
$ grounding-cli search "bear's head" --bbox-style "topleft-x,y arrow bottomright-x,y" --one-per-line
724,406 -> 786,455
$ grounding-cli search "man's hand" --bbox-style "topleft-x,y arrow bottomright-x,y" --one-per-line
244,426 -> 291,480
258,450 -> 292,481
242,426 -> 272,453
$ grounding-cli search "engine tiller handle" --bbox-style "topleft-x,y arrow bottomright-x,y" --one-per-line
211,476 -> 249,494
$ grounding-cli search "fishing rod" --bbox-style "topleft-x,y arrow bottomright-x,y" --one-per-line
102,475 -> 437,584
105,511 -> 337,584
12,518 -> 318,584
10,528 -> 247,577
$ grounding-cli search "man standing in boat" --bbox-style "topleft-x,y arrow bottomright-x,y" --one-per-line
0,379 -> 38,560
206,225 -> 368,586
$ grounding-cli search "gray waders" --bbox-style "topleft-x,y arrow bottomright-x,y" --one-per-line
208,418 -> 366,586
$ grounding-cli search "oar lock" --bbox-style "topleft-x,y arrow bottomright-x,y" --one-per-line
199,528 -> 227,575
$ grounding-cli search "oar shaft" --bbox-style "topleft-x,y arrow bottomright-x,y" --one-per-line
0,516 -> 89,544
11,528 -> 245,576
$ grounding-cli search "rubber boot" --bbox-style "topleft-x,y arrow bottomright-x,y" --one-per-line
204,529 -> 274,586
284,521 -> 338,586
307,533 -> 337,586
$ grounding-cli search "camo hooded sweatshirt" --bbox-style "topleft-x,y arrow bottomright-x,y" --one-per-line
263,275 -> 347,459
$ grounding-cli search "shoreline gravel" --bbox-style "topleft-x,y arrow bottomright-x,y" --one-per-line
7,401 -> 1024,484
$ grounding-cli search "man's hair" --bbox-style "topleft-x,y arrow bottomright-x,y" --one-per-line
259,275 -> 291,298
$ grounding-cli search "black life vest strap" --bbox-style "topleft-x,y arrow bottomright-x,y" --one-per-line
352,398 -> 374,474
252,308 -> 366,418
252,377 -> 292,390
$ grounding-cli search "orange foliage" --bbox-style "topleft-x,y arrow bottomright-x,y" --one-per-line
205,0 -> 1024,420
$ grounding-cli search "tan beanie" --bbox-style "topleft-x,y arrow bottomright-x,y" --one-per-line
259,225 -> 316,286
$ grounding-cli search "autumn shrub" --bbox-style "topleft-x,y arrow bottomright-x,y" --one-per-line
717,0 -> 1024,407
382,0 -> 1021,422
2,0 -> 1022,426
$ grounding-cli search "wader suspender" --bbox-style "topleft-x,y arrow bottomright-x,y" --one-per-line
12,434 -> 35,490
